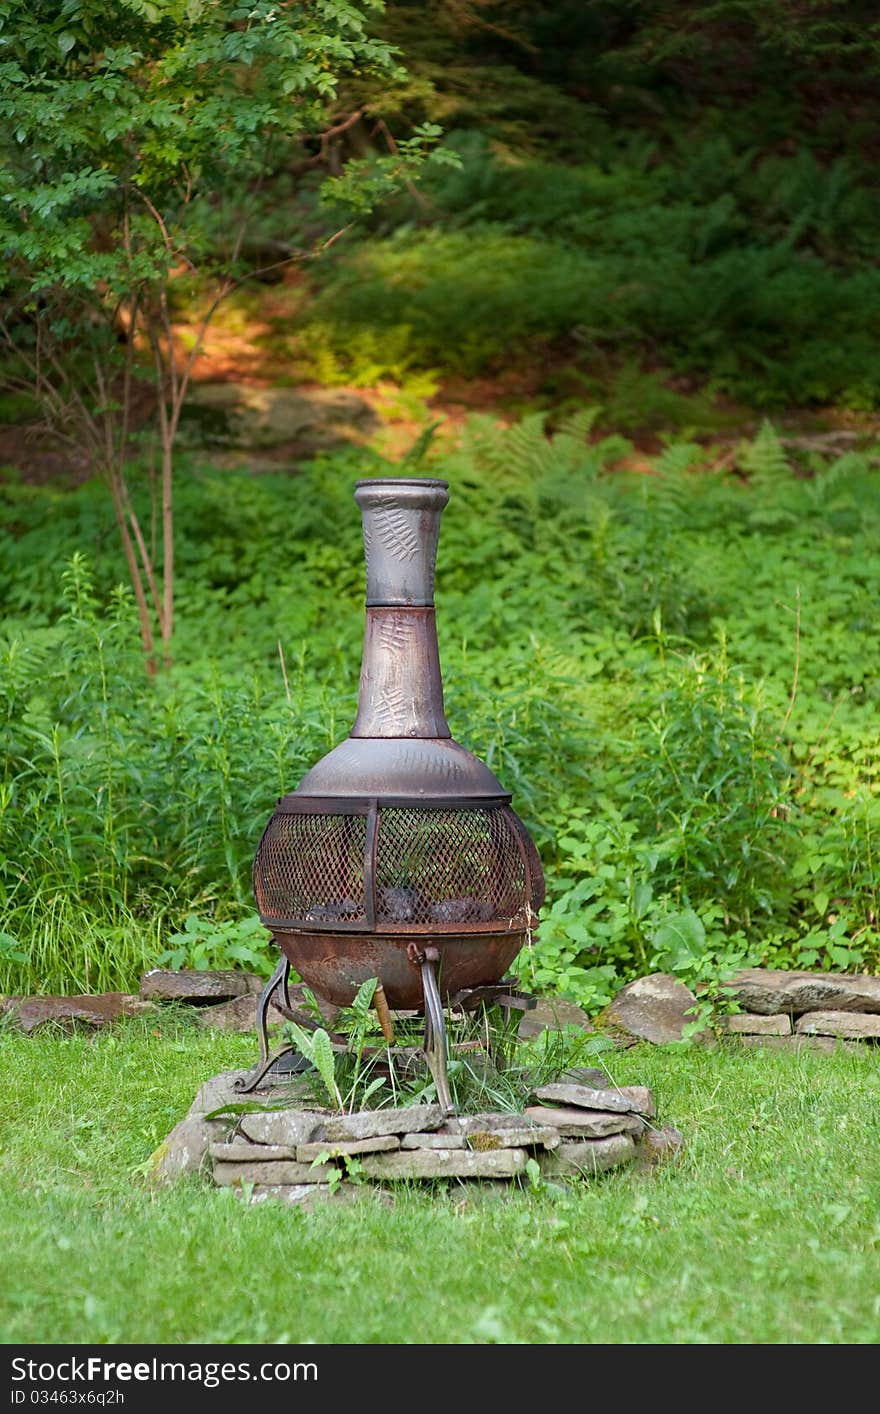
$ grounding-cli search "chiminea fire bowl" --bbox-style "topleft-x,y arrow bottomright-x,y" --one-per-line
255,797 -> 544,1010
242,477 -> 544,1110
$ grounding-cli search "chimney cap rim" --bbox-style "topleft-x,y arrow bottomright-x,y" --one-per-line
355,476 -> 449,491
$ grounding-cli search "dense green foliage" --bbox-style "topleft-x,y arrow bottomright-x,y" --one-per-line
0,0 -> 398,293
1,3 -> 878,1003
297,135 -> 880,407
1,1019 -> 878,1343
257,0 -> 880,409
2,421 -> 878,1000
5,0 -> 880,418
0,0 -> 426,663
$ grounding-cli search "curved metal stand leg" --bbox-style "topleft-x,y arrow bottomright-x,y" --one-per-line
233,1044 -> 301,1096
280,959 -> 293,1012
234,956 -> 295,1094
420,947 -> 455,1116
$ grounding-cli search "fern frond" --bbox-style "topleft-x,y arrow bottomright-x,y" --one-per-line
657,442 -> 704,478
556,406 -> 602,442
738,420 -> 790,483
811,450 -> 869,504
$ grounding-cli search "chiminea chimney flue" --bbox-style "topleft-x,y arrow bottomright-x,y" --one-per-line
351,478 -> 450,740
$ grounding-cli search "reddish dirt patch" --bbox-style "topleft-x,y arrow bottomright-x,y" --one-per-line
170,321 -> 278,387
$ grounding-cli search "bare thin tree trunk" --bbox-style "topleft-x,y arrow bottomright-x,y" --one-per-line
107,463 -> 157,672
120,475 -> 164,625
160,432 -> 174,657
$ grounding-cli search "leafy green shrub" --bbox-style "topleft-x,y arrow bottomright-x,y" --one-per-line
625,641 -> 795,926
157,916 -> 273,976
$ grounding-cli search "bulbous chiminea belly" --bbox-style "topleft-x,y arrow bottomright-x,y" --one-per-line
274,929 -> 528,1011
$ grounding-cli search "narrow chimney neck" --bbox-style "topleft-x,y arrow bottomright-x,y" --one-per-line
351,607 -> 450,739
351,479 -> 451,739
355,478 -> 449,607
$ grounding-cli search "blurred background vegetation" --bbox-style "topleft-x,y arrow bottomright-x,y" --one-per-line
1,1 -> 878,1005
293,0 -> 880,411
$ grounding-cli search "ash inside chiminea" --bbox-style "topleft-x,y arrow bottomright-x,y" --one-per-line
244,477 -> 544,1111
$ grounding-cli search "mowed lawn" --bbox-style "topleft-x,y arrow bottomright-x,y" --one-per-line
1,1017 -> 878,1345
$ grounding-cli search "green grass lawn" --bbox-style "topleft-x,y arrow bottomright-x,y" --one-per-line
1,1017 -> 878,1345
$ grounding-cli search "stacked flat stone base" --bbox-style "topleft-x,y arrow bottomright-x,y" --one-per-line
718,969 -> 880,1052
190,1073 -> 677,1207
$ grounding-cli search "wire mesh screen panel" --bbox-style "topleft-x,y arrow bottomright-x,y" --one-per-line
254,812 -> 368,926
374,807 -> 528,927
518,822 -> 547,917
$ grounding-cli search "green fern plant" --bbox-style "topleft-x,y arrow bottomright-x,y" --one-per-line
738,420 -> 791,484
656,441 -> 706,477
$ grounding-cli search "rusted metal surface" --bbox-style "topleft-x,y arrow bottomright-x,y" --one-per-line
419,947 -> 454,1114
273,928 -> 527,1010
449,981 -> 538,1014
234,957 -> 307,1094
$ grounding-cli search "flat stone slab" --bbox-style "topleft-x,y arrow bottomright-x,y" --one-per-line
556,1072 -> 658,1116
441,1112 -> 548,1136
534,1082 -> 652,1116
719,1012 -> 792,1035
400,1132 -> 468,1150
1,993 -> 151,1033
140,969 -> 259,1003
467,1127 -> 560,1152
209,1142 -> 299,1162
213,1160 -> 329,1186
723,968 -> 880,1015
795,1010 -> 880,1039
541,1134 -> 636,1177
320,1105 -> 443,1142
237,1110 -> 321,1146
360,1147 -> 528,1180
518,998 -> 592,1038
524,1105 -> 644,1138
606,973 -> 711,1044
196,994 -> 288,1032
296,1135 -> 400,1161
193,1071 -> 316,1114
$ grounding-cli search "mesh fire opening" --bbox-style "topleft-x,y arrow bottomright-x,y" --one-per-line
253,803 -> 544,934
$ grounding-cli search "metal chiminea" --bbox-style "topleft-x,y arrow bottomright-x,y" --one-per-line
241,478 -> 544,1110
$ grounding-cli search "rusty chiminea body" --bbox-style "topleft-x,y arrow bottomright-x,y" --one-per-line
245,478 -> 544,1108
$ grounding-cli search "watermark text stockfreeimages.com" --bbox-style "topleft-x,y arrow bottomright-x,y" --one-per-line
10,1357 -> 316,1392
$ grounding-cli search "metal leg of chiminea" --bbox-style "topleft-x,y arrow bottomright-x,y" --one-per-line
417,945 -> 455,1116
234,955 -> 301,1094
